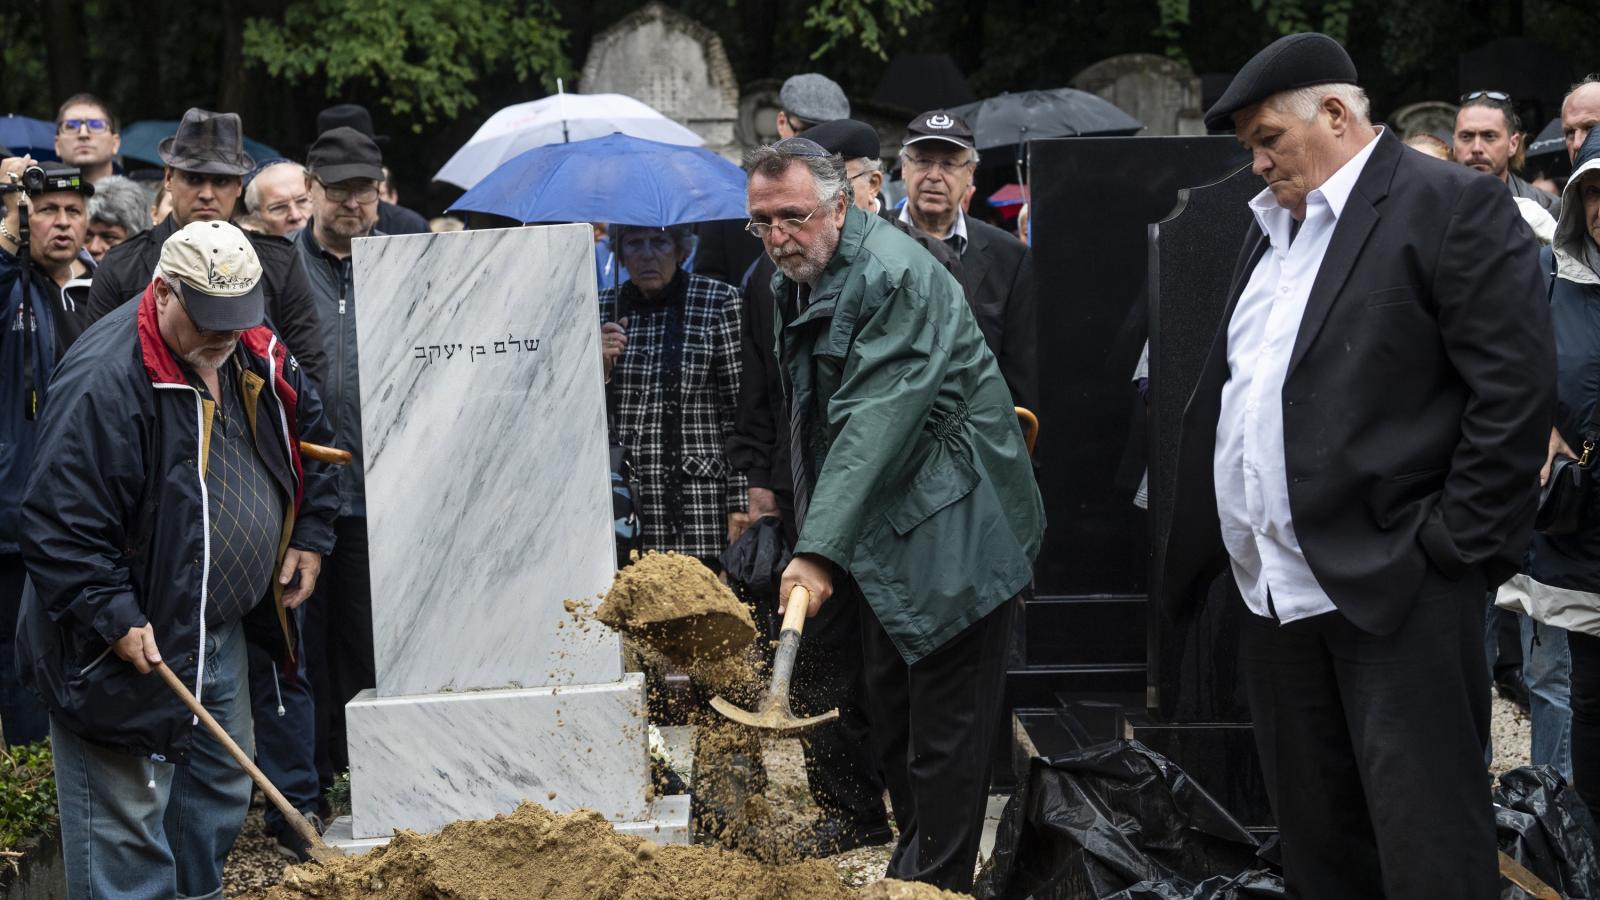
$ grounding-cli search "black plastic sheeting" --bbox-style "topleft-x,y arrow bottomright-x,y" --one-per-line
975,741 -> 1278,900
975,736 -> 1600,900
1494,766 -> 1600,899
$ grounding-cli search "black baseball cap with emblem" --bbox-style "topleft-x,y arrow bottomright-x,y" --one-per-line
1203,33 -> 1359,132
902,109 -> 976,151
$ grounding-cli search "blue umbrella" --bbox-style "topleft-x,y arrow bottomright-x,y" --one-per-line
118,120 -> 280,168
0,115 -> 60,161
449,132 -> 748,226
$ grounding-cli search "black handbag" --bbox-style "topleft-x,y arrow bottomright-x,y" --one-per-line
1537,450 -> 1589,536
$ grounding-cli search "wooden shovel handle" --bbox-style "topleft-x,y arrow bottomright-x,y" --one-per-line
298,441 -> 351,465
780,585 -> 811,635
152,661 -> 331,859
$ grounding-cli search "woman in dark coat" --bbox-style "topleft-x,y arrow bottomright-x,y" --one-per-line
598,223 -> 747,568
1531,129 -> 1600,820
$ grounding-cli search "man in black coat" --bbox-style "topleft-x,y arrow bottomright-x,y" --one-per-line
84,108 -> 328,387
1161,34 -> 1554,899
897,110 -> 1036,413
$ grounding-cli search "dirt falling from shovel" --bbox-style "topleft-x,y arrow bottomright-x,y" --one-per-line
595,551 -> 759,668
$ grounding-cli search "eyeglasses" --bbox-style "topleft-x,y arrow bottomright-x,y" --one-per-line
264,195 -> 313,218
902,154 -> 976,175
58,118 -> 111,135
1461,90 -> 1512,104
318,180 -> 379,204
848,170 -> 874,182
745,203 -> 823,239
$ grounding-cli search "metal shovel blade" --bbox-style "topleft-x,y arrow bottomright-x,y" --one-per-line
709,694 -> 839,734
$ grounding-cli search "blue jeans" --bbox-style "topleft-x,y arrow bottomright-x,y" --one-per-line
1484,598 -> 1573,779
247,606 -> 321,835
51,618 -> 254,900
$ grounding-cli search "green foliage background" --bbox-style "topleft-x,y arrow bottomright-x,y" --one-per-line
0,742 -> 56,853
0,0 -> 1593,211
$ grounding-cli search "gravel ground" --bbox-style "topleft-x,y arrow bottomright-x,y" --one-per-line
1489,689 -> 1534,777
223,694 -> 1536,898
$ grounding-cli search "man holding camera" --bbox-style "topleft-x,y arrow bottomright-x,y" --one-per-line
0,155 -> 95,749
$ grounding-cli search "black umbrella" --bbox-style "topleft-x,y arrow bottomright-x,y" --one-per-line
950,88 -> 1144,151
1528,117 -> 1564,158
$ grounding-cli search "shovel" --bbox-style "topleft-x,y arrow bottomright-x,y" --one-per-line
709,585 -> 838,733
152,661 -> 341,864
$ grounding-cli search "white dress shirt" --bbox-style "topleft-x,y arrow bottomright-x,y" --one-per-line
899,205 -> 969,255
1214,129 -> 1382,623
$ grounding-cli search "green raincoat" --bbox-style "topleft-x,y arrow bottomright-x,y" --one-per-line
777,206 -> 1044,664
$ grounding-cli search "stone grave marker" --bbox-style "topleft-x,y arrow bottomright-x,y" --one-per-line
325,224 -> 687,848
1072,54 -> 1204,136
579,3 -> 739,154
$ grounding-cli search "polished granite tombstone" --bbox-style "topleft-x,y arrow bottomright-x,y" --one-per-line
332,224 -> 685,845
1026,136 -> 1248,599
1138,164 -> 1272,828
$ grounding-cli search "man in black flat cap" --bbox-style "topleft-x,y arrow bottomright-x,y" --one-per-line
315,104 -> 428,235
84,108 -> 328,387
1161,33 -> 1553,898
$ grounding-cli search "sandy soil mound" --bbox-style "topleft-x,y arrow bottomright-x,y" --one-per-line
268,802 -> 857,900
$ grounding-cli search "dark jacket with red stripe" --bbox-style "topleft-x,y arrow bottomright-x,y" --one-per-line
14,284 -> 338,761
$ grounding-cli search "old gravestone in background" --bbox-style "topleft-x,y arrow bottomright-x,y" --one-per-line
579,2 -> 740,155
324,224 -> 688,849
1072,54 -> 1205,137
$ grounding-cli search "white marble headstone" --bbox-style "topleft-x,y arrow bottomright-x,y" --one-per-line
353,224 -> 619,696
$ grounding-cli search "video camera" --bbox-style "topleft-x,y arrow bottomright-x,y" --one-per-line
0,164 -> 47,195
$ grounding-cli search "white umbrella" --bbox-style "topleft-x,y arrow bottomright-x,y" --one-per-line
433,90 -> 704,190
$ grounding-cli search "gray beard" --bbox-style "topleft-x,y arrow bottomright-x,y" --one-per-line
183,339 -> 237,371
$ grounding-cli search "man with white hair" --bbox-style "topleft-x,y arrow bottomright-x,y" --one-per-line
243,161 -> 313,238
1162,33 -> 1554,898
14,220 -> 338,899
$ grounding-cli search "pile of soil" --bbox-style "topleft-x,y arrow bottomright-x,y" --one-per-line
596,552 -> 758,666
269,802 -> 880,900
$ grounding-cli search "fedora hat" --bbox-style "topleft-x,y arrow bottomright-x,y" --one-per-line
158,108 -> 254,176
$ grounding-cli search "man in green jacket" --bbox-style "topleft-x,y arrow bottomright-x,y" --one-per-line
744,138 -> 1044,892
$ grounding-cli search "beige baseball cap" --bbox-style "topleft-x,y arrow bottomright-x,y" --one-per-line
158,221 -> 265,332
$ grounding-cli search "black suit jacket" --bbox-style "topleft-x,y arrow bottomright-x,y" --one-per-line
1160,130 -> 1555,634
957,217 -> 1037,413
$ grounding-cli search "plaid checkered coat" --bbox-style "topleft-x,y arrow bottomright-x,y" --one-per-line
600,272 -> 747,560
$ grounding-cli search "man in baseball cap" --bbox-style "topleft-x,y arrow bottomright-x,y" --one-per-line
896,108 -> 1036,412
15,215 -> 336,898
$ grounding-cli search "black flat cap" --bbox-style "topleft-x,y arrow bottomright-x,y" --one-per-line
799,119 -> 880,160
1204,33 -> 1358,132
308,127 -> 384,184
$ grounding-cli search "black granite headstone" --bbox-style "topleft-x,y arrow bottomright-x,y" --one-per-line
1026,136 -> 1248,598
1136,164 -> 1275,829
1146,164 -> 1260,723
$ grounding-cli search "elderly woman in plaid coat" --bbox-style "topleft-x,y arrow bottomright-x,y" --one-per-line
599,223 -> 748,566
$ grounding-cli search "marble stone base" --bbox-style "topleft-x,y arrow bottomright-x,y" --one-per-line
324,794 -> 691,855
346,674 -> 651,839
